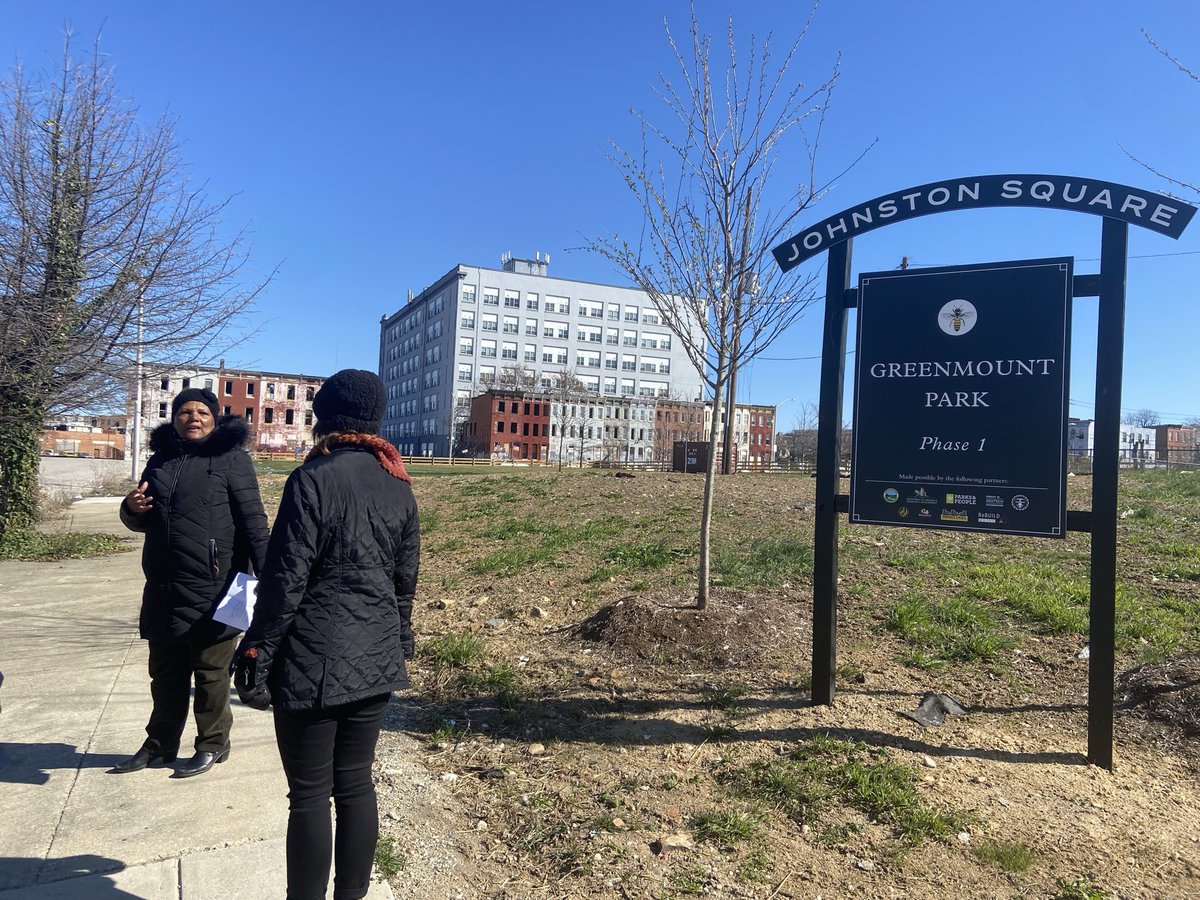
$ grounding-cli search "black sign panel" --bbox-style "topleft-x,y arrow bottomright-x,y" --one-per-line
772,175 -> 1197,271
850,258 -> 1072,537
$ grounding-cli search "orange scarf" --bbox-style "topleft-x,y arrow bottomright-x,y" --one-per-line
304,433 -> 412,483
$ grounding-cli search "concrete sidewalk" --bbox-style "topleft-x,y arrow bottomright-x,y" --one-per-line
0,499 -> 393,899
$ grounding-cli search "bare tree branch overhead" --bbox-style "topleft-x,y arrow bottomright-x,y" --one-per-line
588,2 -> 866,608
0,34 -> 272,541
1119,29 -> 1200,199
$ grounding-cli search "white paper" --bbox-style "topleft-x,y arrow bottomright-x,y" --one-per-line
213,572 -> 259,632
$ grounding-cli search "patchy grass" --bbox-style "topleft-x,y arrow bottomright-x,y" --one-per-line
690,807 -> 763,845
973,838 -> 1036,872
0,530 -> 129,561
1052,876 -> 1110,900
713,538 -> 813,587
886,593 -> 1015,666
725,734 -> 967,845
373,836 -> 407,879
420,632 -> 486,668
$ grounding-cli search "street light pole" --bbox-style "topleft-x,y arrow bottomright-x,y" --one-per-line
130,292 -> 143,481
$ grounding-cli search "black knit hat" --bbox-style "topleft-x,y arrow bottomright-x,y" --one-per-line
312,369 -> 386,434
172,388 -> 219,419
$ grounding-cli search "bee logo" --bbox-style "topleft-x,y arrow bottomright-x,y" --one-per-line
937,299 -> 977,336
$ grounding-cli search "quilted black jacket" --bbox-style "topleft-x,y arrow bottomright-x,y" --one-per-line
120,416 -> 269,643
242,440 -> 419,711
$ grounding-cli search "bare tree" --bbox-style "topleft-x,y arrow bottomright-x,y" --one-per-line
546,369 -> 590,469
496,363 -> 539,390
1121,30 -> 1199,199
0,37 -> 269,542
590,4 -> 862,607
1124,408 -> 1160,428
775,400 -> 820,467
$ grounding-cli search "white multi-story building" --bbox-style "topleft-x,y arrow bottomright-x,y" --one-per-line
379,254 -> 706,456
1068,418 -> 1157,464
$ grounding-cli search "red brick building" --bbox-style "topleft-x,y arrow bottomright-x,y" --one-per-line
467,389 -> 552,461
1153,423 -> 1197,466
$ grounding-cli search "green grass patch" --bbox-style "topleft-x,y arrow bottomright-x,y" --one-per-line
690,807 -> 763,845
713,538 -> 813,587
886,593 -> 1015,666
973,839 -> 1036,872
726,733 -> 967,844
0,530 -> 129,561
373,836 -> 407,878
472,545 -> 557,575
962,562 -> 1089,635
420,632 -> 486,667
603,540 -> 691,571
419,508 -> 441,535
1052,876 -> 1109,900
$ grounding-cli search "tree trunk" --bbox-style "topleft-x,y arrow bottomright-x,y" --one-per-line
697,350 -> 728,610
0,389 -> 45,545
723,350 -> 738,475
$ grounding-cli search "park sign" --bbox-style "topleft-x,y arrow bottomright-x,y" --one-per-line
775,172 -> 1199,769
772,174 -> 1196,272
850,258 -> 1071,537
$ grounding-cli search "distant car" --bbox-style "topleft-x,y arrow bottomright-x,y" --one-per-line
76,452 -> 91,458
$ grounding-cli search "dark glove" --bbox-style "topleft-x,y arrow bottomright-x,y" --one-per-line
401,632 -> 415,661
232,647 -> 271,710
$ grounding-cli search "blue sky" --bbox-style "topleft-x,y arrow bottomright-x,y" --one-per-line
4,1 -> 1198,426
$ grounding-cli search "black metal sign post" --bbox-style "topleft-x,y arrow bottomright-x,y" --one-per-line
772,175 -> 1196,768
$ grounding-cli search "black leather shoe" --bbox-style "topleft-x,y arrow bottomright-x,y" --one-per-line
173,744 -> 230,778
110,747 -> 177,774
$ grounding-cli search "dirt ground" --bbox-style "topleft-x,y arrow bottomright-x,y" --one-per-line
320,469 -> 1199,899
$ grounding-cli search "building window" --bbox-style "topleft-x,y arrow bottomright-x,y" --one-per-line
461,284 -> 476,303
305,411 -> 313,426
460,337 -> 475,355
306,386 -> 315,401
461,311 -> 475,329
246,408 -> 255,423
160,378 -> 169,390
246,383 -> 255,397
503,289 -> 520,308
482,287 -> 499,306
526,293 -> 539,310
264,407 -> 274,424
159,402 -> 168,418
285,409 -> 295,425
224,380 -> 233,395
223,405 -> 231,415
182,377 -> 191,389
496,422 -> 505,433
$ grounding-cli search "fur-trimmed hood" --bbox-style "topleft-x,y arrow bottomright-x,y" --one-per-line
148,414 -> 251,457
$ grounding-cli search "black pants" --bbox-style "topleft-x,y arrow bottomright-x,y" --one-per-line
144,636 -> 237,754
273,694 -> 390,900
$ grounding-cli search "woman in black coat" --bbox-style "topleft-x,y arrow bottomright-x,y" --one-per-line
116,388 -> 269,778
234,369 -> 419,900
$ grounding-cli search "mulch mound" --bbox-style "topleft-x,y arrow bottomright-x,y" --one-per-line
572,590 -> 810,671
1117,652 -> 1200,743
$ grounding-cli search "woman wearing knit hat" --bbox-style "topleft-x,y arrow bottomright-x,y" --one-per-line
233,368 -> 419,900
115,388 -> 270,778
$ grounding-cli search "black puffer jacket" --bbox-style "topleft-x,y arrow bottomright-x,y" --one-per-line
121,416 -> 269,643
242,436 -> 419,711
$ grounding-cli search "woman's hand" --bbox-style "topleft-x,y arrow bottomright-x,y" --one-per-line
124,482 -> 153,514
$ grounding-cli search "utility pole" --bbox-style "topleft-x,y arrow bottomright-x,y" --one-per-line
130,291 -> 144,481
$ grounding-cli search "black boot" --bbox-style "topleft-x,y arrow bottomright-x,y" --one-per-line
173,744 -> 231,778
110,747 -> 177,774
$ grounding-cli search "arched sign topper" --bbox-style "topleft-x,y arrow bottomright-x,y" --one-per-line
777,173 -> 1197,771
772,174 -> 1196,271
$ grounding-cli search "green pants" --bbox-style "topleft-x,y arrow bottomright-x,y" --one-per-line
144,636 -> 237,754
